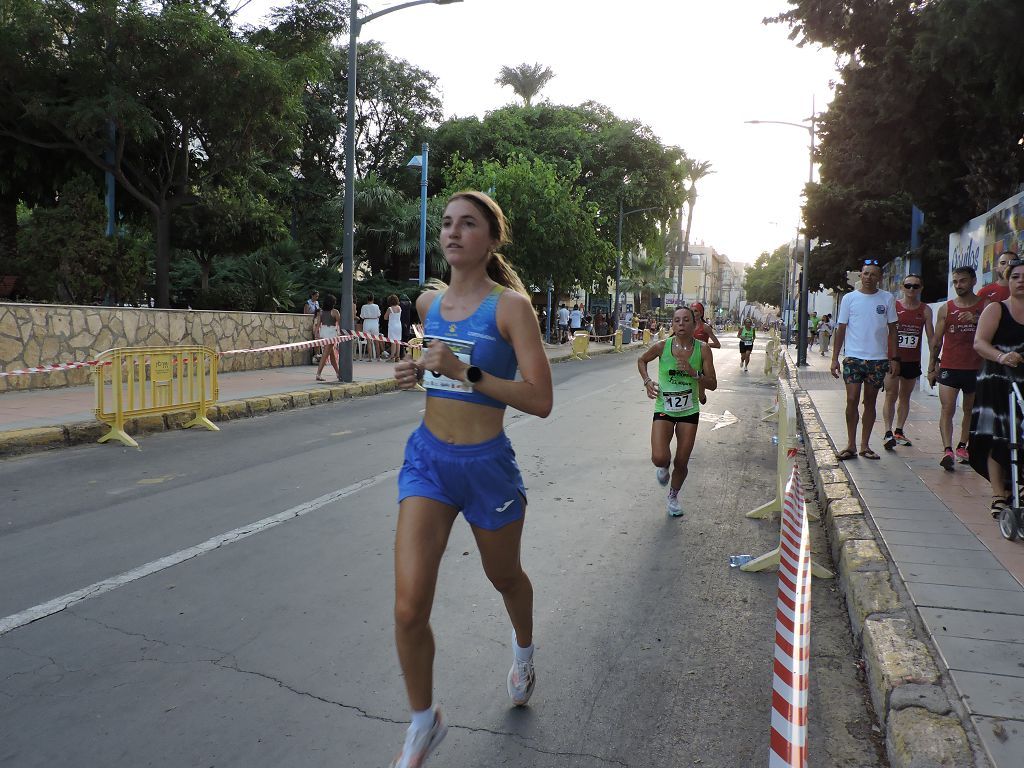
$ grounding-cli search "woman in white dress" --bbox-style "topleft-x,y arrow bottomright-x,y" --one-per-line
360,295 -> 382,361
386,294 -> 403,361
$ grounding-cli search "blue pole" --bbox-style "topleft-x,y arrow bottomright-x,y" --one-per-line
546,279 -> 553,343
418,142 -> 428,285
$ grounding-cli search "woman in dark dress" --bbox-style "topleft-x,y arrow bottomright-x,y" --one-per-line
969,259 -> 1024,517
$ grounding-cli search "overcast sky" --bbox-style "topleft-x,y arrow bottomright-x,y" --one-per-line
240,0 -> 839,266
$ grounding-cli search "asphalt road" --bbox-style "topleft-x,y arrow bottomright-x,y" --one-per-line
0,341 -> 884,767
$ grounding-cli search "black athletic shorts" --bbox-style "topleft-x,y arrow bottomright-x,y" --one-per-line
938,368 -> 978,394
897,360 -> 922,380
739,342 -> 754,353
653,411 -> 700,425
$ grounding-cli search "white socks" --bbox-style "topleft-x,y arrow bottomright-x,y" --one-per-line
410,706 -> 434,732
513,632 -> 534,662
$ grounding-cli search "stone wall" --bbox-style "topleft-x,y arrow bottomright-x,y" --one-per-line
0,303 -> 315,393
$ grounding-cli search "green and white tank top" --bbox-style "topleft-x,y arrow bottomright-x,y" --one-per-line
740,326 -> 756,342
655,337 -> 702,417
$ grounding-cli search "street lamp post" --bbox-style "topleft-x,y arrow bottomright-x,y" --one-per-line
406,142 -> 429,285
745,101 -> 817,366
340,0 -> 462,382
615,200 -> 661,316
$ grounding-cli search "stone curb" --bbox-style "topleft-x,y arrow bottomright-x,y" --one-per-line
0,345 -> 622,459
787,365 -> 977,767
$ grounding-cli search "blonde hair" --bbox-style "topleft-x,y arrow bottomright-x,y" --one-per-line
446,190 -> 528,297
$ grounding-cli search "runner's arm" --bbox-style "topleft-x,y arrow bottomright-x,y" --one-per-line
923,304 -> 935,345
706,326 -> 721,349
638,341 -> 666,398
699,344 -> 717,391
929,303 -> 947,371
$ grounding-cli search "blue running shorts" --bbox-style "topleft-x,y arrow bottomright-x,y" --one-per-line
398,423 -> 527,530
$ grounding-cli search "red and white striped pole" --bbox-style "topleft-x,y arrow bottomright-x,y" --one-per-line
769,463 -> 812,767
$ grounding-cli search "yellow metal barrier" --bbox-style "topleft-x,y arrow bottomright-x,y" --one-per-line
742,377 -> 831,578
642,329 -> 652,345
568,331 -> 591,361
613,329 -> 623,353
94,346 -> 219,448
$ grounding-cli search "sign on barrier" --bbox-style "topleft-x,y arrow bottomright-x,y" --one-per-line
94,346 -> 219,448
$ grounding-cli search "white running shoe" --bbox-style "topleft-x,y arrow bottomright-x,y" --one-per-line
507,656 -> 536,707
390,709 -> 447,768
667,488 -> 682,517
655,466 -> 670,486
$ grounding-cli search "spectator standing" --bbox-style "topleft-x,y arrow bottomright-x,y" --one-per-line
829,259 -> 898,460
361,294 -> 383,361
928,266 -> 987,469
808,311 -> 820,351
399,294 -> 414,359
557,303 -> 569,343
304,290 -> 321,365
569,304 -> 582,335
969,258 -> 1024,518
817,314 -> 834,355
314,294 -> 341,381
386,294 -> 404,362
978,251 -> 1015,302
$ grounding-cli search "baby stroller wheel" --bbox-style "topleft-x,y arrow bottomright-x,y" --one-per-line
999,506 -> 1021,541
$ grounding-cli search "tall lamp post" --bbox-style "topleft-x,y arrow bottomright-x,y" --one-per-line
340,0 -> 463,382
615,200 -> 661,316
406,142 -> 429,285
745,101 -> 817,366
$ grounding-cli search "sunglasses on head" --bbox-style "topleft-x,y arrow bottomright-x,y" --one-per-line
863,259 -> 880,266
903,282 -> 922,289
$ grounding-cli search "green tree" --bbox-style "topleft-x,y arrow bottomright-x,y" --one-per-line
621,250 -> 673,312
495,63 -> 555,107
443,155 -> 612,300
15,174 -> 147,304
679,158 -> 714,288
0,1 -> 306,307
743,244 -> 791,307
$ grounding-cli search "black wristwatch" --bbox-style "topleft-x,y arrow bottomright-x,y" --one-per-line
465,365 -> 483,384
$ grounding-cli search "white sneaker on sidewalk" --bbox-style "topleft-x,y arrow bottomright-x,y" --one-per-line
667,488 -> 682,517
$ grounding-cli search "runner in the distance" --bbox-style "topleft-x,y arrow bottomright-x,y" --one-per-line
882,274 -> 934,449
391,191 -> 553,768
928,266 -> 986,470
737,315 -> 756,371
638,306 -> 718,517
690,301 -> 719,403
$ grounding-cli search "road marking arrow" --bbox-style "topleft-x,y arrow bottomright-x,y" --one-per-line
699,409 -> 739,430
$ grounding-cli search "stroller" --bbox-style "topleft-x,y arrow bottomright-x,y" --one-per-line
1002,381 -> 1024,540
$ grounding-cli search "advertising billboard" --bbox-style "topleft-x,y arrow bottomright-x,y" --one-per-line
947,190 -> 1024,299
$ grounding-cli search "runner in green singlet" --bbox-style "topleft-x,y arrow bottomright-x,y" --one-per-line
737,316 -> 756,371
637,306 -> 718,516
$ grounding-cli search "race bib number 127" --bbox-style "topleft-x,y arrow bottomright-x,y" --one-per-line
663,390 -> 692,414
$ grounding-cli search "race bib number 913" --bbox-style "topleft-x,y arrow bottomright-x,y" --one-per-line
898,333 -> 919,349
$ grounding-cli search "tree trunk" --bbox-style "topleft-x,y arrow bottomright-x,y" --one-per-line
0,190 -> 17,272
200,257 -> 211,292
155,205 -> 171,307
682,196 -> 696,301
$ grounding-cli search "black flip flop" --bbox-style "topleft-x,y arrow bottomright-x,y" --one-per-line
859,449 -> 881,460
836,448 -> 857,461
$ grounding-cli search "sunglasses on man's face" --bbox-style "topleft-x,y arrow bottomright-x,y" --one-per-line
863,259 -> 880,266
903,283 -> 922,289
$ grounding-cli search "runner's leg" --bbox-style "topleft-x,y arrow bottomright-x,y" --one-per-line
896,376 -> 916,431
670,421 -> 698,491
473,516 -> 532,648
651,418 -> 673,471
938,384 -> 959,450
959,391 -> 976,447
882,372 -> 899,438
394,497 -> 459,711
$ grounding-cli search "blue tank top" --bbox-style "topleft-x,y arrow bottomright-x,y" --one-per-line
422,285 -> 518,410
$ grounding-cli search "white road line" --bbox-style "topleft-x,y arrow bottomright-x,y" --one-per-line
2,358 -> 631,637
0,469 -> 399,637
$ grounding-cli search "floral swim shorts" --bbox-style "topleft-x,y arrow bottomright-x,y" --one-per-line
842,357 -> 888,388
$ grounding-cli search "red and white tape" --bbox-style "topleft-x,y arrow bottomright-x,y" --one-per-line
769,463 -> 812,768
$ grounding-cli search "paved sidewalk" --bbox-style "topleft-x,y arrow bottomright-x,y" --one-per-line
795,342 -> 1023,767
0,338 -> 621,434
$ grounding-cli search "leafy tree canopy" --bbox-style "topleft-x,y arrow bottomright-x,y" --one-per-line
495,63 -> 556,107
743,243 -> 791,307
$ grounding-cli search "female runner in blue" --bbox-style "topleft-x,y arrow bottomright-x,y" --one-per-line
390,191 -> 553,768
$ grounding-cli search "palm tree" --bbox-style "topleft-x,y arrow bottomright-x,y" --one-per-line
680,160 -> 714,285
495,63 -> 555,107
621,250 -> 673,312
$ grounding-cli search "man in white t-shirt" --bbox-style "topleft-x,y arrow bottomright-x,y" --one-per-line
569,305 -> 583,333
557,304 -> 570,343
830,260 -> 898,461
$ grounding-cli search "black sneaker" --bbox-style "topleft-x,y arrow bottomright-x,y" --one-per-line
894,429 -> 912,447
883,431 -> 897,451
